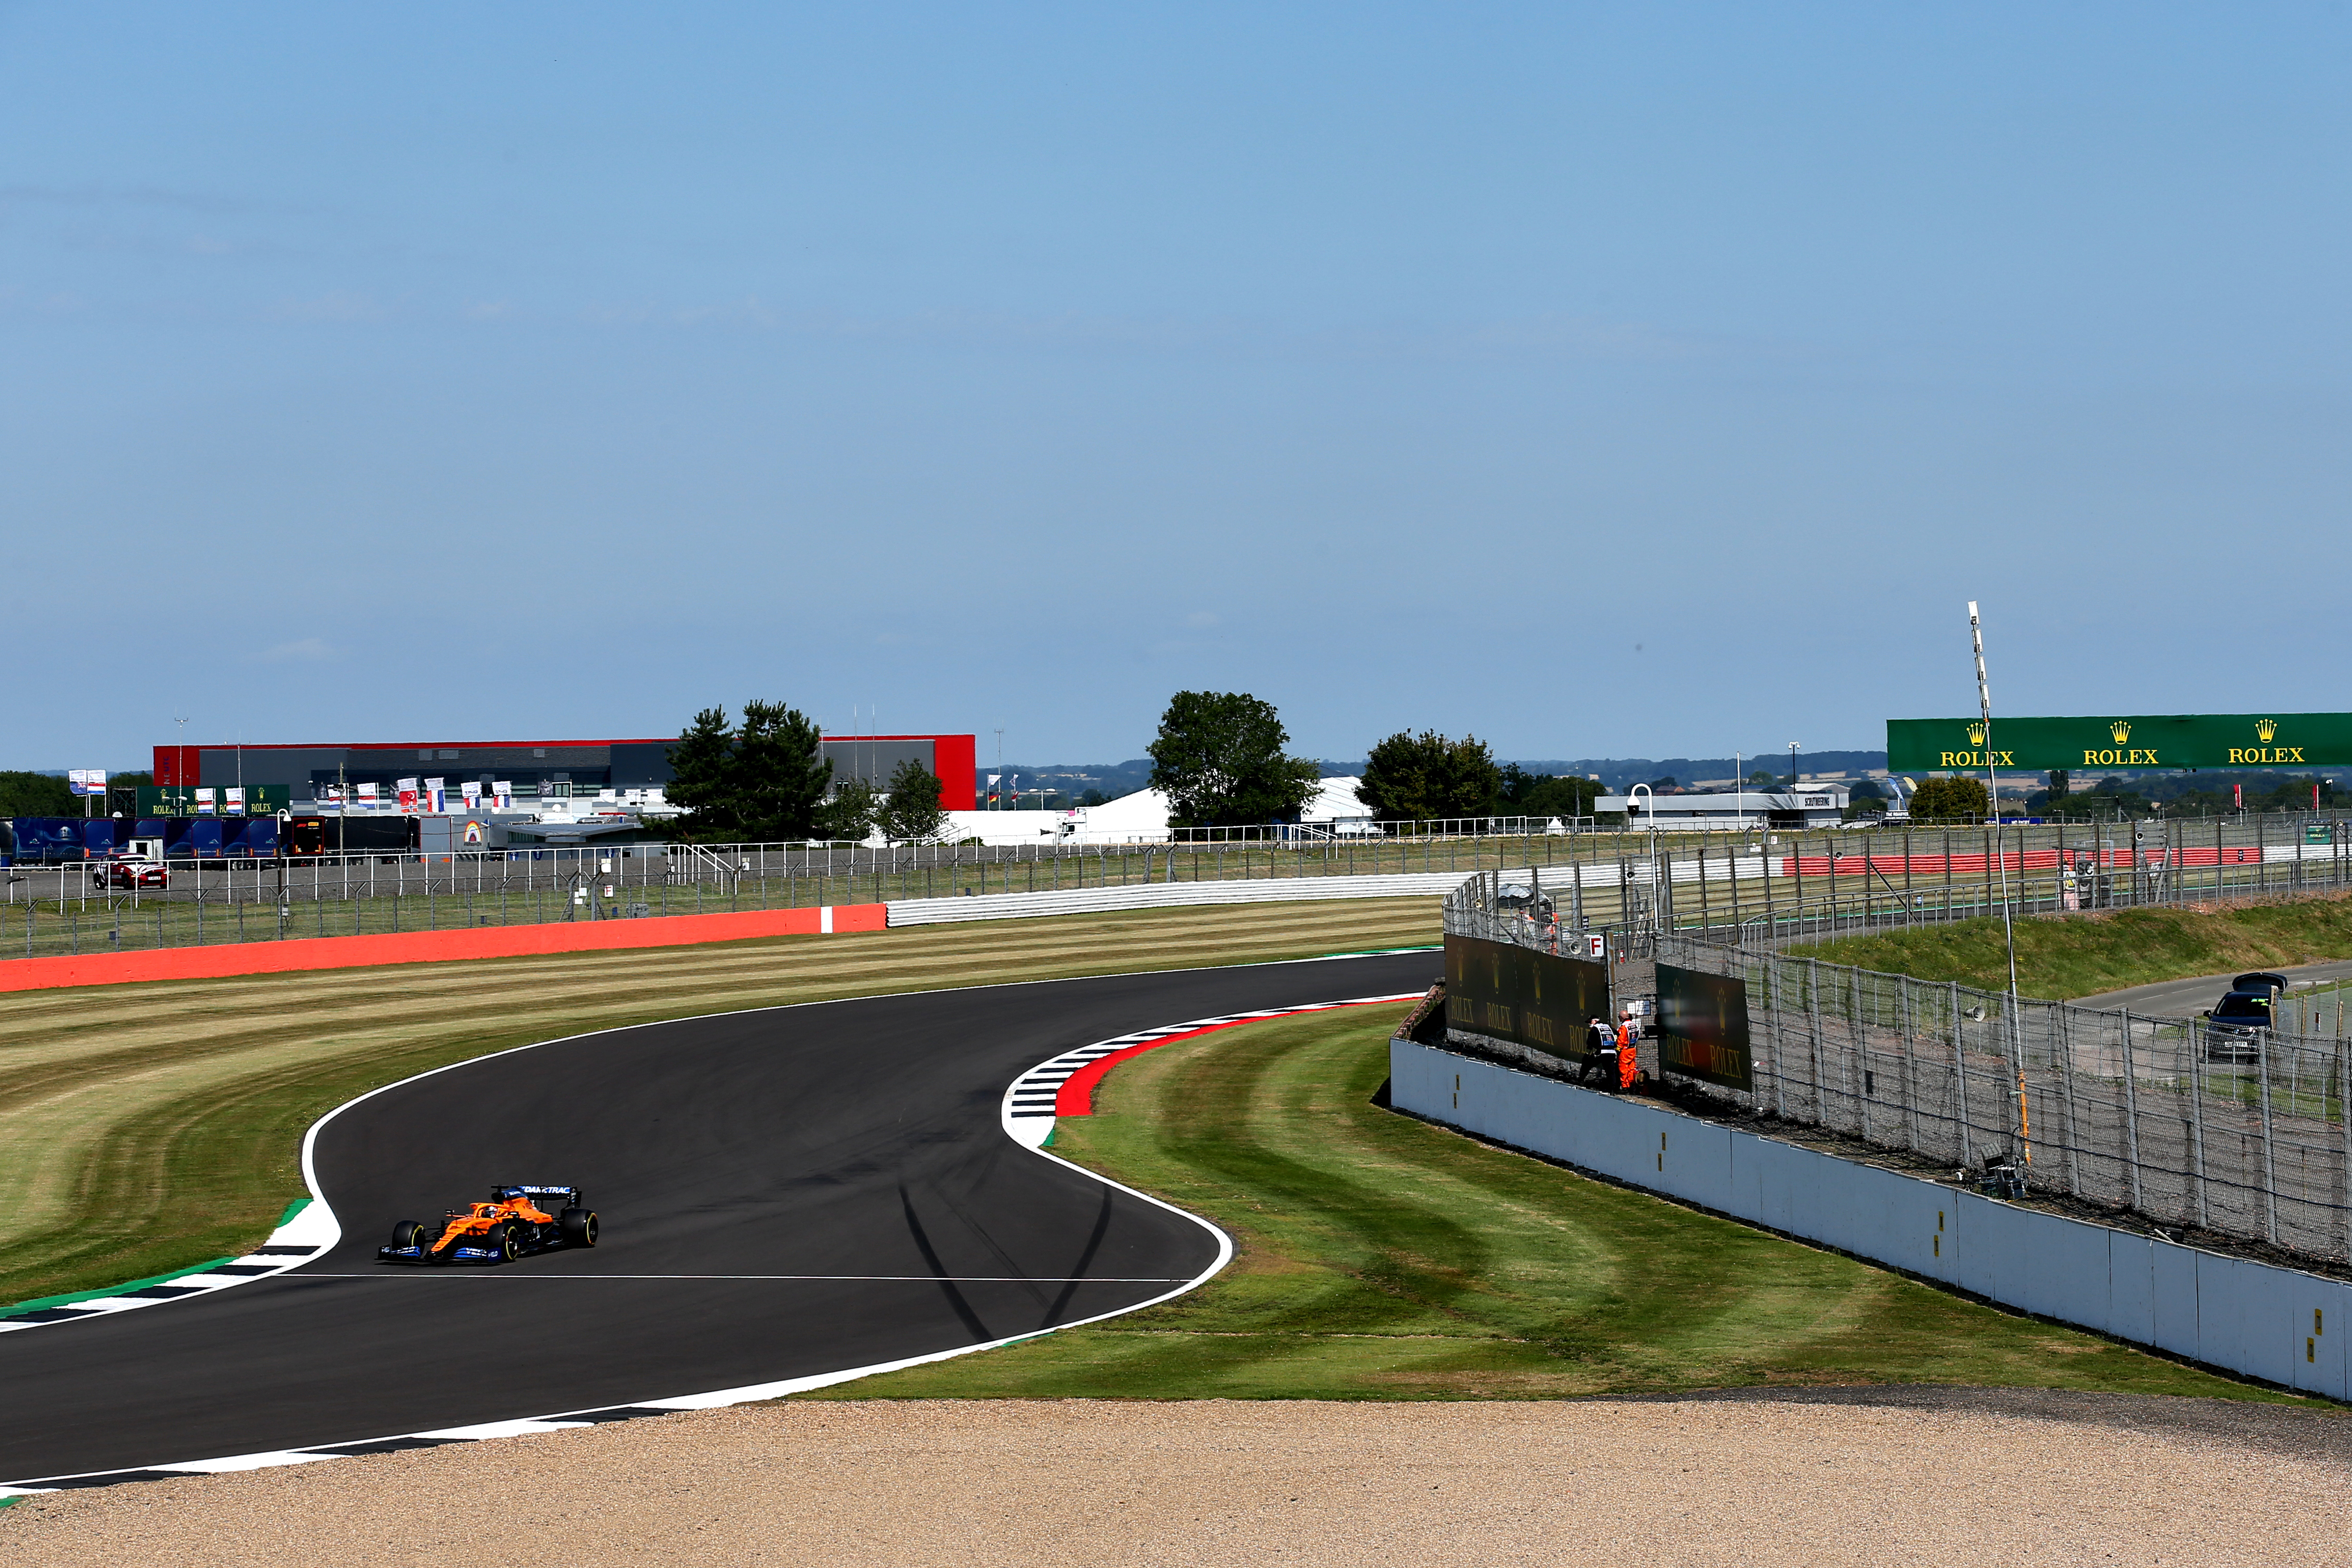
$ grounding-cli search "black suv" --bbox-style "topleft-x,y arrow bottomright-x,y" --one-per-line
2202,972 -> 2288,1064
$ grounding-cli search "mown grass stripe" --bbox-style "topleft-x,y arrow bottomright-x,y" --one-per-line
809,1004 -> 2308,1405
0,900 -> 1441,1307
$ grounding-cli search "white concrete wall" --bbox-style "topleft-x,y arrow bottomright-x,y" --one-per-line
1390,1040 -> 2350,1398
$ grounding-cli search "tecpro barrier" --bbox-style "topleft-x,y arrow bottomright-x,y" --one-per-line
0,905 -> 888,994
1391,1039 -> 2350,1399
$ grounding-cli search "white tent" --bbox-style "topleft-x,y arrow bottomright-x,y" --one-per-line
937,776 -> 1368,847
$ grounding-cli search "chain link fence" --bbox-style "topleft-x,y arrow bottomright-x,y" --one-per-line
1446,874 -> 2352,1265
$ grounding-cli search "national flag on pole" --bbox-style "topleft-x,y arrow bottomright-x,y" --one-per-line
224,787 -> 246,816
397,777 -> 420,813
461,781 -> 482,810
357,783 -> 378,805
493,780 -> 514,808
425,777 -> 446,813
68,769 -> 106,797
195,788 -> 217,815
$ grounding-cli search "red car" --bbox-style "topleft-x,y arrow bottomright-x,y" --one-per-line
92,860 -> 169,890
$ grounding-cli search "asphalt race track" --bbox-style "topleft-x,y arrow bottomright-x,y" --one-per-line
0,950 -> 1436,1485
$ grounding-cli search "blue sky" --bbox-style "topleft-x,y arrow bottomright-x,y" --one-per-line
6,5 -> 2347,767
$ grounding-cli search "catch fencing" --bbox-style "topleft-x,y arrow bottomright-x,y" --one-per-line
0,833 -> 1573,965
1446,875 -> 2352,1266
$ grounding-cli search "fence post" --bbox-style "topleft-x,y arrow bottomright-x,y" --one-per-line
2342,1044 -> 2352,1257
2259,1030 -> 2279,1245
1854,964 -> 1872,1145
1792,835 -> 1806,926
2054,1002 -> 2081,1197
1807,957 -> 1827,1126
1942,828 -> 1953,921
2117,1009 -> 2143,1213
1950,980 -> 1974,1169
2187,1021 -> 2210,1230
1900,974 -> 1920,1152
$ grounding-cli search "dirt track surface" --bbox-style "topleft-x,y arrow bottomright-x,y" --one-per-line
4,1393 -> 2347,1567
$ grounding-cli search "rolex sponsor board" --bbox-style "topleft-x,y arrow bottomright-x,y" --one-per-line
1656,963 -> 1753,1092
1443,933 -> 1612,1067
1887,713 -> 2352,774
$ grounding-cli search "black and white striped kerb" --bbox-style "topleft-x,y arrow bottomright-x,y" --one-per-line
0,1201 -> 335,1338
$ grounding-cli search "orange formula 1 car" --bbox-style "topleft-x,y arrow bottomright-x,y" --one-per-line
378,1185 -> 599,1265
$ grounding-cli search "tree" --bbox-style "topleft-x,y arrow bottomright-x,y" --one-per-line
1147,691 -> 1321,828
0,772 -> 78,818
662,701 -> 833,843
878,757 -> 948,842
1908,776 -> 1989,823
1486,763 -> 1599,822
663,707 -> 740,841
1520,774 -> 1601,820
820,778 -> 879,842
735,701 -> 834,841
1357,730 -> 1504,824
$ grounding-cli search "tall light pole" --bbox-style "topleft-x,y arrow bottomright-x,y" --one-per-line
994,729 -> 1004,811
1788,740 -> 1800,789
1970,600 -> 2029,1174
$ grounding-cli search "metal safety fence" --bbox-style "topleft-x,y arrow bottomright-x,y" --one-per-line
1446,876 -> 2352,1264
0,833 -> 1541,964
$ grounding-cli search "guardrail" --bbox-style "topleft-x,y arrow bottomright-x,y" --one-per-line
885,870 -> 1468,926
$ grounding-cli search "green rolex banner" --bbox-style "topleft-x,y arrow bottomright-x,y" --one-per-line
1887,713 -> 2352,774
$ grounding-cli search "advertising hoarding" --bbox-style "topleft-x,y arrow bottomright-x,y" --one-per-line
1443,933 -> 1612,1067
135,785 -> 289,818
1889,712 -> 2352,774
1656,964 -> 1754,1092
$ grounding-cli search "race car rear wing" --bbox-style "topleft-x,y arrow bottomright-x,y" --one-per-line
493,1184 -> 580,1202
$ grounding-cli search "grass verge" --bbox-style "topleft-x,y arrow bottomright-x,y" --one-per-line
810,1006 -> 2308,1402
1787,892 -> 2352,1000
0,898 -> 1438,1308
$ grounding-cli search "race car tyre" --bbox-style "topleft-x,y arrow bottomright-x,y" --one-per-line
559,1207 -> 598,1248
390,1220 -> 431,1251
490,1223 -> 522,1264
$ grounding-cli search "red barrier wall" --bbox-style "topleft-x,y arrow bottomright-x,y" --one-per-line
0,905 -> 889,995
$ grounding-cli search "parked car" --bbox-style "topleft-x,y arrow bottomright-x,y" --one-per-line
2201,971 -> 2288,1063
91,860 -> 169,890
